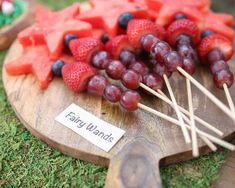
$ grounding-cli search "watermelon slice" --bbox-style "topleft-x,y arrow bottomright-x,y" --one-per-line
35,4 -> 81,26
154,0 -> 204,27
145,0 -> 211,26
5,45 -> 54,89
92,29 -> 105,40
201,11 -> 235,40
43,19 -> 93,59
77,0 -> 149,37
212,13 -> 234,26
18,4 -> 93,59
18,24 -> 45,48
59,54 -> 77,64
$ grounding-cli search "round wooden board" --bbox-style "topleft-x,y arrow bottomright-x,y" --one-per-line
0,0 -> 35,50
3,40 -> 235,187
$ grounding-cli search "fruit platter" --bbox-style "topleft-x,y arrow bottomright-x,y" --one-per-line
0,0 -> 34,50
2,0 -> 235,187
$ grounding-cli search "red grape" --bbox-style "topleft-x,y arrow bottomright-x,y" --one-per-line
87,75 -> 108,96
143,73 -> 163,91
106,60 -> 126,80
176,34 -> 192,46
151,41 -> 171,63
120,90 -> 141,111
182,58 -> 196,75
153,62 -> 172,77
129,61 -> 149,76
141,34 -> 160,52
164,51 -> 183,72
119,50 -> 136,67
177,44 -> 195,59
213,69 -> 234,89
91,51 -> 110,69
104,84 -> 123,103
207,49 -> 224,64
210,60 -> 229,74
121,69 -> 142,89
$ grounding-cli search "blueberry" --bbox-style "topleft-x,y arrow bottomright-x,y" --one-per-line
201,30 -> 215,39
174,13 -> 187,21
118,12 -> 134,30
64,34 -> 78,48
52,60 -> 65,77
101,33 -> 110,44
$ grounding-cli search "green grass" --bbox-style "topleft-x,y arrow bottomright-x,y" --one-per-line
0,0 -> 25,28
0,0 -> 233,187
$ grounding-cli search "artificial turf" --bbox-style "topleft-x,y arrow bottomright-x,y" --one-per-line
0,0 -> 233,187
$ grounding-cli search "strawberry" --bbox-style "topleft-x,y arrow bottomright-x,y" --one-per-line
105,35 -> 134,59
62,62 -> 97,93
198,34 -> 234,62
69,37 -> 103,63
167,19 -> 200,47
127,19 -> 166,49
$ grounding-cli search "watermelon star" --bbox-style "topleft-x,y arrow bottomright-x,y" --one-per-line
146,0 -> 208,27
77,0 -> 148,37
18,4 -> 93,59
200,11 -> 235,40
43,19 -> 92,59
35,3 -> 80,24
5,45 -> 54,89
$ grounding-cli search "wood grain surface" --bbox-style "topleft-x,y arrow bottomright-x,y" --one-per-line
3,40 -> 235,187
0,0 -> 35,50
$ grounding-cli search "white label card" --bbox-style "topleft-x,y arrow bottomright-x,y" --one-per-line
55,103 -> 125,152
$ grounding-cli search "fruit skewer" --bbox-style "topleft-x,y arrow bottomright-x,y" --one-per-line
98,33 -> 223,137
66,35 -> 223,151
127,19 -> 216,144
198,33 -> 235,113
167,18 -> 200,156
127,18 -> 235,123
69,35 -> 191,143
57,60 -> 231,151
126,19 -> 191,143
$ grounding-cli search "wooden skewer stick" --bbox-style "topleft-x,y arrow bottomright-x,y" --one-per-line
200,135 -> 217,152
157,90 -> 217,151
164,100 -> 217,151
138,103 -> 234,151
139,83 -> 223,136
140,84 -> 217,151
177,67 -> 235,121
223,83 -> 235,112
186,79 -> 199,157
163,74 -> 191,144
157,90 -> 223,136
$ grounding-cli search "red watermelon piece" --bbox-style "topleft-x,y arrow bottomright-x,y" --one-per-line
44,19 -> 93,59
212,12 -> 234,27
35,4 -> 81,26
201,11 -> 235,40
92,29 -> 105,40
18,4 -> 93,59
155,0 -> 204,27
5,45 -> 54,89
59,54 -> 77,64
145,0 -> 211,27
77,0 -> 149,37
18,24 -> 45,48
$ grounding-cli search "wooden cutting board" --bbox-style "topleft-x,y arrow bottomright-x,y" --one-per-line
3,40 -> 235,187
0,0 -> 34,50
